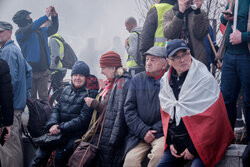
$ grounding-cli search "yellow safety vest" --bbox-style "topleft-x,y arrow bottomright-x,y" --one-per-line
126,31 -> 140,68
50,33 -> 64,69
152,3 -> 173,47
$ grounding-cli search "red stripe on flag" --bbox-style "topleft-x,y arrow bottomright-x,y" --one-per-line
160,107 -> 170,151
183,93 -> 234,167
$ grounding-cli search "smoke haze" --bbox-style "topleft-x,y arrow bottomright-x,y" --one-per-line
0,0 -> 141,79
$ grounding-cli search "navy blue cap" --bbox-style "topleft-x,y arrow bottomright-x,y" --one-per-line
71,61 -> 90,77
165,39 -> 189,58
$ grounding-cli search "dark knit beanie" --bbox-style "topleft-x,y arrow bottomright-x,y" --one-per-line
71,61 -> 90,77
99,51 -> 122,68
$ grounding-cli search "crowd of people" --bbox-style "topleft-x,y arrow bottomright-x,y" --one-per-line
0,0 -> 249,166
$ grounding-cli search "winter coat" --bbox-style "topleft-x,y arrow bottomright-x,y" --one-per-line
0,40 -> 32,110
0,58 -> 14,127
124,71 -> 164,155
46,84 -> 98,138
140,0 -> 176,54
15,15 -> 58,72
163,5 -> 209,65
90,69 -> 131,167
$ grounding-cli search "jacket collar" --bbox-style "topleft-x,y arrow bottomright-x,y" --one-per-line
146,68 -> 166,80
71,83 -> 86,92
1,40 -> 14,49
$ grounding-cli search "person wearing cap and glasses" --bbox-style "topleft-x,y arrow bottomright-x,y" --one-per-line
123,46 -> 168,167
157,39 -> 234,167
12,7 -> 58,101
0,21 -> 32,167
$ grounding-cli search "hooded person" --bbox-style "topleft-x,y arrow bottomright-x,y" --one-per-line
30,61 -> 98,167
12,7 -> 58,101
157,39 -> 234,167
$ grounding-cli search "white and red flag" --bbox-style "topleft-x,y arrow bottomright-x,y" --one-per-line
159,58 -> 234,167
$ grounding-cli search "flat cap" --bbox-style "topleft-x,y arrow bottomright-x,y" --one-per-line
0,21 -> 13,31
143,46 -> 166,58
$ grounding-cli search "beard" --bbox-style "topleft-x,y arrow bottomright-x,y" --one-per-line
27,19 -> 33,24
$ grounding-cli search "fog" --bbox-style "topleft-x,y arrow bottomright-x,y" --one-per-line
0,0 -> 141,79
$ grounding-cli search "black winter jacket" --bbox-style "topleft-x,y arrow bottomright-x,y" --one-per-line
124,72 -> 164,155
140,0 -> 177,54
0,58 -> 14,127
46,84 -> 98,137
91,70 -> 131,167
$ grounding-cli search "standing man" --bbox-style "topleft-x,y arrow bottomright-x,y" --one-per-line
12,6 -> 58,101
49,33 -> 67,90
140,0 -> 176,56
125,17 -> 144,76
163,0 -> 209,65
124,46 -> 167,167
0,58 -> 14,145
220,0 -> 250,165
0,21 -> 32,167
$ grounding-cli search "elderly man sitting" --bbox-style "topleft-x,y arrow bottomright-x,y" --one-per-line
157,39 -> 234,167
124,46 -> 168,167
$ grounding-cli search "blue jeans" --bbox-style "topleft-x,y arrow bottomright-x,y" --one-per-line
156,149 -> 204,167
221,52 -> 250,141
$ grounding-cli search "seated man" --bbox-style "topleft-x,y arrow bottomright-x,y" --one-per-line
157,39 -> 234,167
124,46 -> 168,167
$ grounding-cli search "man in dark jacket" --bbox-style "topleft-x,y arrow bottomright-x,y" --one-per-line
163,0 -> 209,65
0,58 -> 14,143
124,46 -> 168,167
12,6 -> 58,101
140,0 -> 177,55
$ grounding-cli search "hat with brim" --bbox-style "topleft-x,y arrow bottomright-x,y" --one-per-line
0,21 -> 13,31
143,46 -> 166,58
166,39 -> 189,58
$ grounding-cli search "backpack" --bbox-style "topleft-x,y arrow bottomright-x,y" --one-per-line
51,36 -> 78,69
26,98 -> 52,138
132,30 -> 144,67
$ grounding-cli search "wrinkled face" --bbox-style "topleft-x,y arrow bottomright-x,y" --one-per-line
145,55 -> 167,76
101,67 -> 116,79
167,50 -> 192,76
0,30 -> 12,47
72,74 -> 86,89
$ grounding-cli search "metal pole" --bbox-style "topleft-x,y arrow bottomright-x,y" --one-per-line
233,0 -> 239,32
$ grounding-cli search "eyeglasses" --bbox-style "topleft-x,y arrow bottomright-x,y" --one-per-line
169,52 -> 189,62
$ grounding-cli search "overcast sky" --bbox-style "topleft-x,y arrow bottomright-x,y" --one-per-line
0,0 -> 143,78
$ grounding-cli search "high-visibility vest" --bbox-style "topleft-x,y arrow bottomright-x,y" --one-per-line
152,3 -> 173,47
50,33 -> 64,69
126,31 -> 141,68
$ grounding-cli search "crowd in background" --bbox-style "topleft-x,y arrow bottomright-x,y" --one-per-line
0,0 -> 249,166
